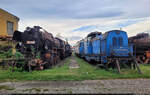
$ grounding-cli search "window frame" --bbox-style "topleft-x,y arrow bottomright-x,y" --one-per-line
7,21 -> 14,35
112,37 -> 117,47
118,37 -> 123,46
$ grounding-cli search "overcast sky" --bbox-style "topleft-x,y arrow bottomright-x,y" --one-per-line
1,0 -> 150,45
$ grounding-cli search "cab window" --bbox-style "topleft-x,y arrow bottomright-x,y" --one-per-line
113,37 -> 117,47
119,37 -> 123,46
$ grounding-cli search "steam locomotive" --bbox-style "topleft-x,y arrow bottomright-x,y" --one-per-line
13,26 -> 72,70
129,33 -> 150,64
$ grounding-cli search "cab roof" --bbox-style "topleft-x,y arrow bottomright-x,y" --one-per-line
87,31 -> 102,38
102,30 -> 126,40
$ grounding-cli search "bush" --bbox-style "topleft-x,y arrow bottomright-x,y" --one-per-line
0,49 -> 24,59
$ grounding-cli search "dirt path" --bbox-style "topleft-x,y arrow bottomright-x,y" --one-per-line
69,57 -> 79,69
0,79 -> 150,94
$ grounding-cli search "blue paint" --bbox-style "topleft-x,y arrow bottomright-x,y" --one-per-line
79,41 -> 84,54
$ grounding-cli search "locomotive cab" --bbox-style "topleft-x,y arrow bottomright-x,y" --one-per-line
84,32 -> 102,61
104,30 -> 133,58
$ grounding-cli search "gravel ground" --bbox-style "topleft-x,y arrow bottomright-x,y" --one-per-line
0,79 -> 150,94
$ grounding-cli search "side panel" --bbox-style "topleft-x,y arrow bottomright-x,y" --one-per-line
79,42 -> 84,54
101,39 -> 107,63
84,40 -> 92,55
92,39 -> 100,54
87,41 -> 92,54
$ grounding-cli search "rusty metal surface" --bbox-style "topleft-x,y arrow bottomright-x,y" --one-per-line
129,33 -> 150,57
129,33 -> 150,45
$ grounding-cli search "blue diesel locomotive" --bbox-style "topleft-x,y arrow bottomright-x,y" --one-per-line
75,30 -> 141,73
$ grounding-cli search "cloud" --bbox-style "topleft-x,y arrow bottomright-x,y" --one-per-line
1,0 -> 150,46
17,17 -> 150,46
67,36 -> 82,41
1,0 -> 150,19
115,19 -> 145,28
71,17 -> 150,39
73,25 -> 98,32
124,18 -> 150,37
0,0 -> 123,19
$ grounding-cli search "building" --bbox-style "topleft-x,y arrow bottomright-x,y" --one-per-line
0,8 -> 19,38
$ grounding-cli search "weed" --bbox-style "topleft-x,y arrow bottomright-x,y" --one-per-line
43,88 -> 49,92
0,85 -> 15,90
67,89 -> 73,94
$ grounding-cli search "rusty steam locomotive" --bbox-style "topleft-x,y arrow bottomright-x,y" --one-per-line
13,26 -> 72,70
129,33 -> 150,64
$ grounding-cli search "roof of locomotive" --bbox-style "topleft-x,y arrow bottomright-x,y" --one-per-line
102,30 -> 126,40
55,37 -> 65,42
87,31 -> 102,38
128,33 -> 149,42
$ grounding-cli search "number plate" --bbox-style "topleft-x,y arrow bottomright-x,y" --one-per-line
26,41 -> 35,44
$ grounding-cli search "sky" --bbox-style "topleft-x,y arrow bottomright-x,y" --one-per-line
1,0 -> 150,45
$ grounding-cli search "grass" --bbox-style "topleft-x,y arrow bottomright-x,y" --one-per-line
0,55 -> 150,81
22,88 -> 41,92
0,85 -> 15,90
73,56 -> 150,79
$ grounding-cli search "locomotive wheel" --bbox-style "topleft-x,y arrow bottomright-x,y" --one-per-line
44,62 -> 52,69
56,56 -> 61,63
137,56 -> 144,64
126,60 -> 133,69
108,60 -> 116,69
23,63 -> 29,71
